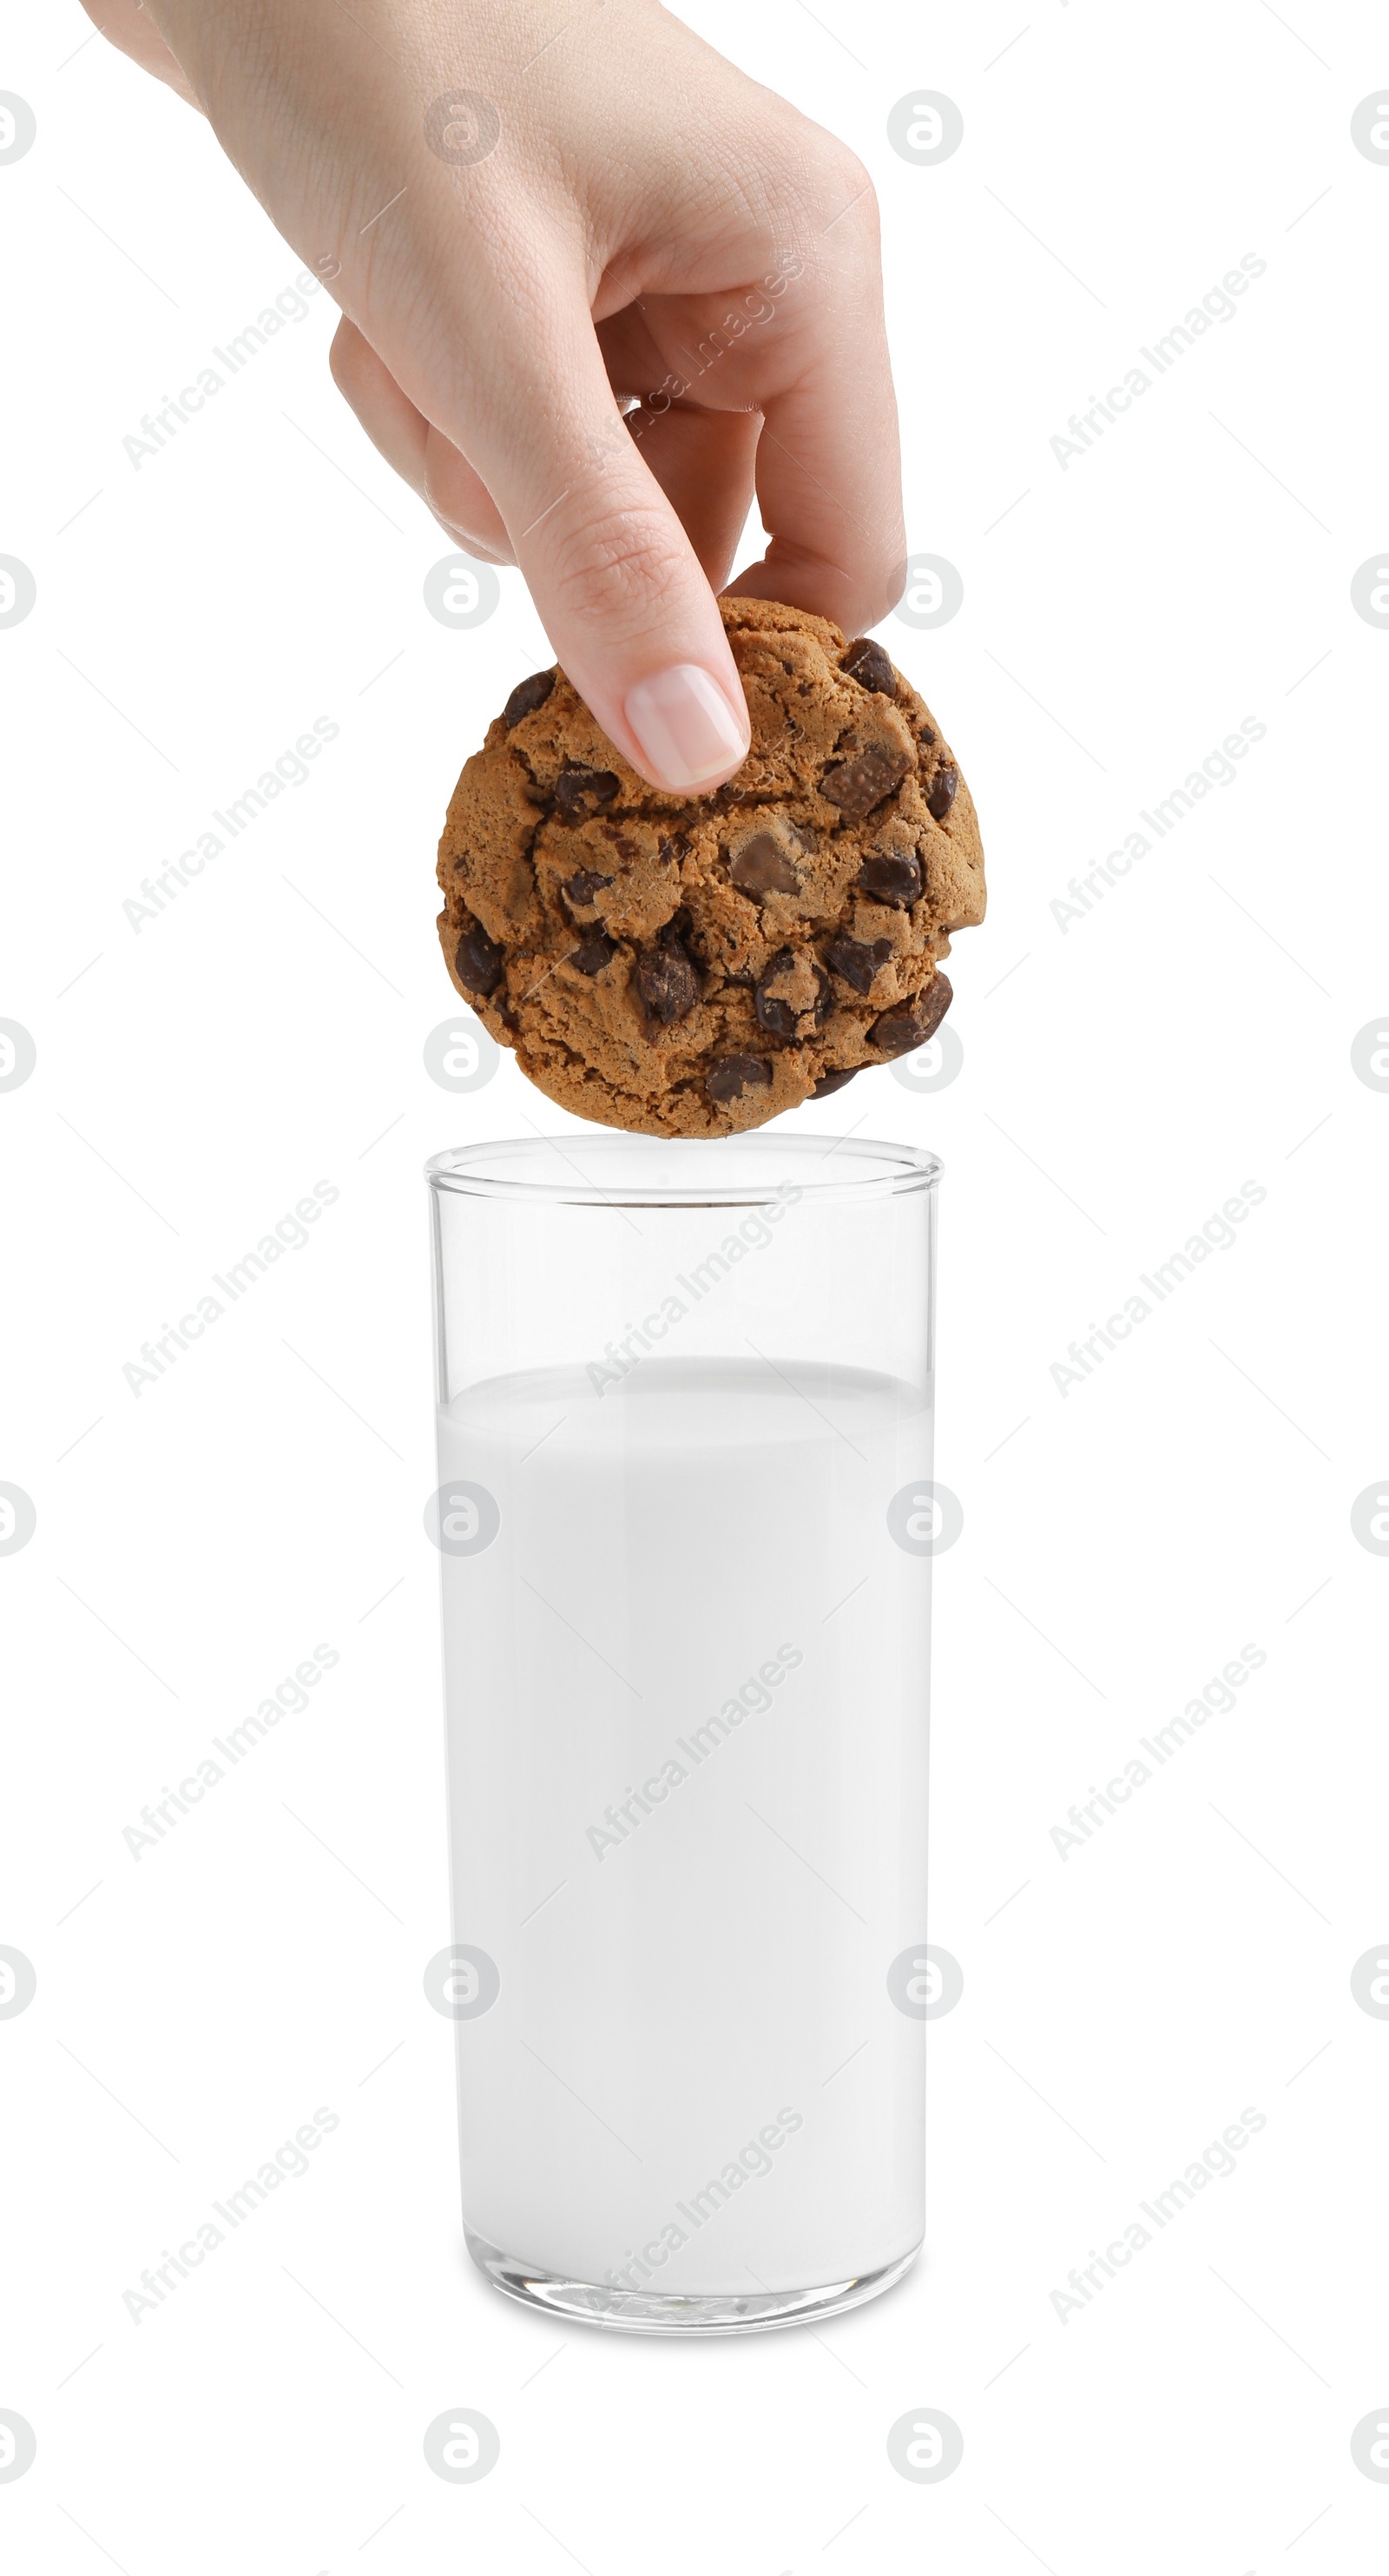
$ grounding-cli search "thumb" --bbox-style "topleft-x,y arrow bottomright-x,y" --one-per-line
453,284 -> 752,794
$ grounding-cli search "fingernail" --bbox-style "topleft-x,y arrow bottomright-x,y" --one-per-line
623,665 -> 749,789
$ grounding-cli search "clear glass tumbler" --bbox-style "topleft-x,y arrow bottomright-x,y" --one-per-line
426,1132 -> 941,2334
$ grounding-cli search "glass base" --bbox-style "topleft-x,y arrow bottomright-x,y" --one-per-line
464,2227 -> 921,2335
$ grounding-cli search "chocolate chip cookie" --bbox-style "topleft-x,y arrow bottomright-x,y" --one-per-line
436,596 -> 985,1136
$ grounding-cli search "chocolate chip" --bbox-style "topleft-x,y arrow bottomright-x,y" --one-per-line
571,928 -> 616,977
554,764 -> 621,820
728,831 -> 800,897
918,725 -> 937,749
596,824 -> 640,859
503,669 -> 555,728
827,934 -> 894,996
841,636 -> 896,695
926,764 -> 958,822
812,1067 -> 858,1099
755,992 -> 797,1038
706,1054 -> 773,1103
871,972 -> 952,1056
658,832 -> 692,866
636,927 -> 700,1025
454,919 -> 504,998
820,745 -> 911,819
855,849 -> 923,910
560,868 -> 614,913
755,949 -> 828,1038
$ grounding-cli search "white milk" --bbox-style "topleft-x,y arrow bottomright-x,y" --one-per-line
437,1354 -> 931,2303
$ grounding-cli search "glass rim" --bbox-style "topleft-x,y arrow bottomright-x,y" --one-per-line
425,1133 -> 942,1209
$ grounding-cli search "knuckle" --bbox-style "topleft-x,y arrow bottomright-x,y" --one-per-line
827,139 -> 873,196
787,135 -> 879,246
824,147 -> 880,238
543,504 -> 688,627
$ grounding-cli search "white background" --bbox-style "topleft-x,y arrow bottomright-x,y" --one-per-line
3,0 -> 1389,2568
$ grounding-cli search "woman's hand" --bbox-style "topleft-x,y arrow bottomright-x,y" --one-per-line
83,0 -> 905,790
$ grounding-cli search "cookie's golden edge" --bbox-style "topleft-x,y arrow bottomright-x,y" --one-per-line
435,595 -> 985,1139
